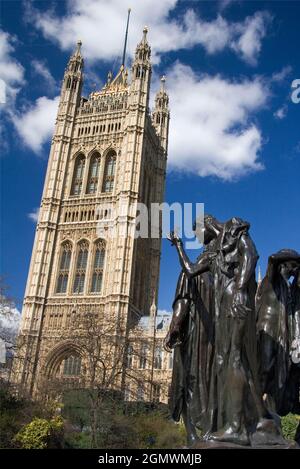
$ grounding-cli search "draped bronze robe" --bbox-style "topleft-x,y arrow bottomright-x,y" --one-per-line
169,262 -> 215,435
257,252 -> 300,416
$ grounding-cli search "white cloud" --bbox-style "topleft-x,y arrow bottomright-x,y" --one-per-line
157,309 -> 172,316
0,305 -> 21,333
0,30 -> 25,154
0,30 -> 24,93
219,0 -> 235,10
28,207 -> 40,222
27,0 -> 271,65
271,66 -> 292,83
0,29 -> 25,147
0,29 -> 59,154
13,95 -> 59,153
232,11 -> 272,65
164,62 -> 268,180
32,59 -> 57,93
274,105 -> 288,120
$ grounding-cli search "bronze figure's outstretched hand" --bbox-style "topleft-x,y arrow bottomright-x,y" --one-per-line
167,231 -> 182,246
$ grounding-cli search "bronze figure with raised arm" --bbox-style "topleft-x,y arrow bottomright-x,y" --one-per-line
166,215 -> 285,447
164,215 -> 222,445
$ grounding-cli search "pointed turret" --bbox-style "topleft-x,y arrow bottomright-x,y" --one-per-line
60,40 -> 84,109
131,27 -> 152,109
152,76 -> 170,151
149,295 -> 157,331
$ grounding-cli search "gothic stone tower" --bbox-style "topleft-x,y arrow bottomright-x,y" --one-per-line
14,28 -> 169,395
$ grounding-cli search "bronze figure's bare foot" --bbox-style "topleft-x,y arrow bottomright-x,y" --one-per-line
209,426 -> 250,446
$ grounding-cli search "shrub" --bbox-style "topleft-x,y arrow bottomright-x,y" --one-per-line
15,416 -> 64,449
133,412 -> 186,449
0,386 -> 26,448
281,413 -> 300,441
64,431 -> 91,449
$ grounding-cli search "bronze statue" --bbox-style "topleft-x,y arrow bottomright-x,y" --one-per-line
257,249 -> 300,442
164,215 -> 222,445
165,215 -> 286,447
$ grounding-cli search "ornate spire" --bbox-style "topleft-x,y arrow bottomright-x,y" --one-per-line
142,26 -> 148,43
150,295 -> 157,318
134,26 -> 151,63
152,75 -> 170,150
66,40 -> 84,72
61,39 -> 84,101
75,39 -> 82,57
154,75 -> 169,109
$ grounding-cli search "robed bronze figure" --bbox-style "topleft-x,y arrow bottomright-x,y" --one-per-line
165,215 -> 285,447
257,249 -> 300,443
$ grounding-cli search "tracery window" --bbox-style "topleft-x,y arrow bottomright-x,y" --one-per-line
154,345 -> 162,369
71,154 -> 85,196
127,345 -> 133,368
73,240 -> 89,293
63,355 -> 81,376
91,239 -> 105,293
56,241 -> 72,293
102,151 -> 116,193
139,343 -> 148,369
86,153 -> 101,194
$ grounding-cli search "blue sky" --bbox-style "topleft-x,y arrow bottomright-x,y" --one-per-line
0,0 -> 299,313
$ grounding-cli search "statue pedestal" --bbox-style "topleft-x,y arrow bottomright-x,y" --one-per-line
190,440 -> 299,449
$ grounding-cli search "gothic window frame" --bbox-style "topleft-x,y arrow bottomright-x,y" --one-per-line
71,153 -> 86,196
86,152 -> 101,195
102,150 -> 116,194
90,239 -> 106,294
139,343 -> 148,369
55,241 -> 73,294
127,344 -> 133,369
63,354 -> 82,376
154,345 -> 163,370
73,239 -> 89,294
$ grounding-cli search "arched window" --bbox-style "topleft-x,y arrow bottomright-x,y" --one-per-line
102,151 -> 116,193
71,154 -> 85,196
63,355 -> 81,376
154,345 -> 162,369
73,240 -> 89,293
139,343 -> 148,369
91,239 -> 105,293
86,153 -> 101,194
56,241 -> 72,293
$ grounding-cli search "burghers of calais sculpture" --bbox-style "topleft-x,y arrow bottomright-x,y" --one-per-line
257,249 -> 300,444
165,215 -> 287,447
